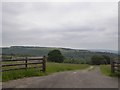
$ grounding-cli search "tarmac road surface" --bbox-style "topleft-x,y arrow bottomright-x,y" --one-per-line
2,66 -> 118,88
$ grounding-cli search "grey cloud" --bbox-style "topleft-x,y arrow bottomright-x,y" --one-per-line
2,2 -> 118,50
2,2 -> 24,15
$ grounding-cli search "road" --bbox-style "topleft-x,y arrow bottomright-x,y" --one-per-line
2,66 -> 118,88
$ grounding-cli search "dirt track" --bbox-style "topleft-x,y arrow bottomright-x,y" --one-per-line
2,66 -> 118,88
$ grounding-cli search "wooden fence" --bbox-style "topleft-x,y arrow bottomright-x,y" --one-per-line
2,56 -> 46,72
111,60 -> 120,73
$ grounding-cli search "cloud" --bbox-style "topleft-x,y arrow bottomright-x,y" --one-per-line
2,2 -> 118,50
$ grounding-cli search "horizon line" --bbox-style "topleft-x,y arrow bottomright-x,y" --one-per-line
0,45 -> 118,51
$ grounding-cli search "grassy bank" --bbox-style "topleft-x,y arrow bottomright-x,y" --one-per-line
2,62 -> 89,82
100,65 -> 119,77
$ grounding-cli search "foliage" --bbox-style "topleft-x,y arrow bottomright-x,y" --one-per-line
48,50 -> 64,63
1,46 -> 118,64
102,55 -> 111,64
63,58 -> 87,64
91,55 -> 106,65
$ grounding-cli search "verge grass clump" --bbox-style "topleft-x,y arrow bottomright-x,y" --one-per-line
100,65 -> 120,77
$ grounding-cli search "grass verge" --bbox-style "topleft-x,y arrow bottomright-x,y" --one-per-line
100,65 -> 120,77
2,62 -> 89,82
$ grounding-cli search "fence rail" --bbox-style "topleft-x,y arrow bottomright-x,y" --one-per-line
2,56 -> 46,72
111,61 -> 120,73
2,58 -> 44,62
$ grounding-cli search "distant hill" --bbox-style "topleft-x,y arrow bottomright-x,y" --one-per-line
1,46 -> 118,64
88,49 -> 118,54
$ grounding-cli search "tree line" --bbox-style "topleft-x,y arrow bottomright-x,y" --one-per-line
47,49 -> 111,65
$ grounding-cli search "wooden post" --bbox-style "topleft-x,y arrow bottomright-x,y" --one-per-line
25,57 -> 27,69
42,56 -> 46,72
111,61 -> 115,73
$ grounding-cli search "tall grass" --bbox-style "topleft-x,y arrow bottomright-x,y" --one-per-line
2,68 -> 46,82
46,62 -> 89,73
100,65 -> 120,77
2,62 -> 89,81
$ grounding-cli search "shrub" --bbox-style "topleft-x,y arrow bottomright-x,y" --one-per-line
48,50 -> 64,63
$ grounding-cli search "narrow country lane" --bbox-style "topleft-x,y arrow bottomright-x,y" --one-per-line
2,66 -> 118,88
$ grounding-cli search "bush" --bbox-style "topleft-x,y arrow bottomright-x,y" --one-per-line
102,55 -> 110,64
48,50 -> 64,63
91,55 -> 106,65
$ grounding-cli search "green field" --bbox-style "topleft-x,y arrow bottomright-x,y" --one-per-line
2,62 -> 89,82
100,65 -> 120,77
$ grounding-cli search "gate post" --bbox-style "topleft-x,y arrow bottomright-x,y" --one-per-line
25,57 -> 28,69
42,56 -> 46,72
111,61 -> 115,73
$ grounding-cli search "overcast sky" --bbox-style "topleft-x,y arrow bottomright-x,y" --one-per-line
2,2 -> 118,50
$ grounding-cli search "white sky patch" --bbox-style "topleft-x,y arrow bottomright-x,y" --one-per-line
1,0 -> 119,2
2,2 -> 118,50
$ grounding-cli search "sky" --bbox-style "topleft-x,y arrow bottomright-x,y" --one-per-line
2,1 -> 118,50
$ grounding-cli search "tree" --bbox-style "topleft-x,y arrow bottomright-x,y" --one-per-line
48,50 -> 64,63
102,55 -> 110,64
91,55 -> 106,65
